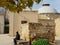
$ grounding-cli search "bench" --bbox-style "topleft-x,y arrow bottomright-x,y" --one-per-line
17,40 -> 28,45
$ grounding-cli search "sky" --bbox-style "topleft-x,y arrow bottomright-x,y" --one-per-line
0,0 -> 60,13
29,0 -> 60,13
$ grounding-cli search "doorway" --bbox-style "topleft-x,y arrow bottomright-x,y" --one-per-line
4,19 -> 9,34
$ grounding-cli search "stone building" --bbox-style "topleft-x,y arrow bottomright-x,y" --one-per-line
6,2 -> 60,42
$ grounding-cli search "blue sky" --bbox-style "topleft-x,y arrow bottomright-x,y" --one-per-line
0,0 -> 60,13
30,0 -> 60,13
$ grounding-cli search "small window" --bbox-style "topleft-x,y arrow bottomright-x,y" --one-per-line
43,4 -> 50,6
21,21 -> 27,24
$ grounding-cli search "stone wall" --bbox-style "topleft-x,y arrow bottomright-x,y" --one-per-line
7,10 -> 38,36
29,19 -> 55,43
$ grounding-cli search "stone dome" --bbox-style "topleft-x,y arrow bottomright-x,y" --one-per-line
38,2 -> 57,14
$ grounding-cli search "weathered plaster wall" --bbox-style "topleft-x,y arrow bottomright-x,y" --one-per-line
0,15 -> 4,34
55,17 -> 60,37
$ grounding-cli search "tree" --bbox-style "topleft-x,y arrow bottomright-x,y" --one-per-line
0,0 -> 41,13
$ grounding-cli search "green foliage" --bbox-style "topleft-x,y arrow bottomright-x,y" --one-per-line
0,0 -> 41,13
32,39 -> 50,45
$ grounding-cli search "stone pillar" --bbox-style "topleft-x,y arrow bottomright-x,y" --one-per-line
8,11 -> 14,36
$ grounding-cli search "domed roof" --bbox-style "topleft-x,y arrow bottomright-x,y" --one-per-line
38,2 -> 57,14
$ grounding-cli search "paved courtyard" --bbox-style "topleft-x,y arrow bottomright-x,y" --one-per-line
0,34 -> 60,45
0,34 -> 14,45
55,37 -> 60,45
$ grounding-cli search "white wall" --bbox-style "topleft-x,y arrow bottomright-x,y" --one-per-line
55,18 -> 60,37
0,15 -> 4,34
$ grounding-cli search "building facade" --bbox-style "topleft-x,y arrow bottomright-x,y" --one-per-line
0,2 -> 60,43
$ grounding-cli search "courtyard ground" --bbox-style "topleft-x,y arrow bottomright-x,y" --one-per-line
0,34 -> 60,45
0,34 -> 14,45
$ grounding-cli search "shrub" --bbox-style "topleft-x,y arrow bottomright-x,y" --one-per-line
32,39 -> 50,45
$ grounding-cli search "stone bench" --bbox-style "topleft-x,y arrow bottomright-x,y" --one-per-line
49,41 -> 56,45
17,40 -> 28,45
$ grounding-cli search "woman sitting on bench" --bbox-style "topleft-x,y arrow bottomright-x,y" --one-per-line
14,31 -> 20,45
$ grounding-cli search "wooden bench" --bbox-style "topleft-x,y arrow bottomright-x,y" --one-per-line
17,40 -> 28,45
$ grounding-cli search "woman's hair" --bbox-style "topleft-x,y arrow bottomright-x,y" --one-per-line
16,31 -> 18,34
